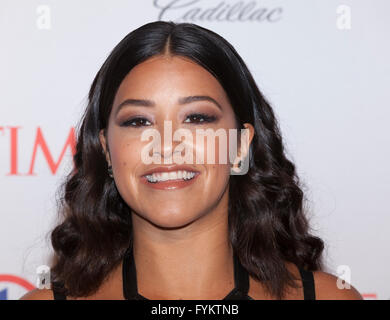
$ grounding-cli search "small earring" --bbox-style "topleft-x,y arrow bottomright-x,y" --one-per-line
231,158 -> 242,173
107,165 -> 113,178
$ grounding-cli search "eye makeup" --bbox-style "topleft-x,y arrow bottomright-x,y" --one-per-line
119,111 -> 220,128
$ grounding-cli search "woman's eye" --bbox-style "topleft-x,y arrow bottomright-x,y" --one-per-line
121,117 -> 152,127
121,113 -> 217,127
184,113 -> 217,124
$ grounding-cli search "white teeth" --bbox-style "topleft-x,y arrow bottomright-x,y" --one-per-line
169,172 -> 176,180
161,172 -> 169,181
145,170 -> 196,183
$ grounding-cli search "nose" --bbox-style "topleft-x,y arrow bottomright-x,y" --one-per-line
153,120 -> 186,164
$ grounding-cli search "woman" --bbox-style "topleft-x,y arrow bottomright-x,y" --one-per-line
21,21 -> 362,300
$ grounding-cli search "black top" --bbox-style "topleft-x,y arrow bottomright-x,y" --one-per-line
53,245 -> 316,300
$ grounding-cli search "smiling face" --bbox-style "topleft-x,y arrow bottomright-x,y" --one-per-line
99,55 -> 254,229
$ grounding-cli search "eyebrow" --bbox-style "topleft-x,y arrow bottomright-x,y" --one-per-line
115,95 -> 223,116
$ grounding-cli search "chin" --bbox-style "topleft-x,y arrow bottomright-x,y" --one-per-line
146,211 -> 198,229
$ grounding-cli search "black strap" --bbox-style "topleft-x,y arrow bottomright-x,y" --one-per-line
122,245 -> 252,300
298,267 -> 316,300
53,290 -> 67,300
223,249 -> 250,300
52,283 -> 67,300
122,244 -> 145,300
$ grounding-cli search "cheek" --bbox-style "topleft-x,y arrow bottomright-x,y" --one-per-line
109,135 -> 143,181
203,163 -> 231,200
108,135 -> 149,211
192,131 -> 233,166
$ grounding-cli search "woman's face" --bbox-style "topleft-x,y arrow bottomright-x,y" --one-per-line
100,55 -> 253,228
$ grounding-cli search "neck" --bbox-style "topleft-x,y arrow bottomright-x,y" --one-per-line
130,196 -> 234,299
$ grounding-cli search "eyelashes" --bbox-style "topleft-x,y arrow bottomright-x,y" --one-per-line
121,117 -> 152,127
120,113 -> 218,128
184,113 -> 217,124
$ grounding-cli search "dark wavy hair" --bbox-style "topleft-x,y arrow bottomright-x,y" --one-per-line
50,21 -> 325,299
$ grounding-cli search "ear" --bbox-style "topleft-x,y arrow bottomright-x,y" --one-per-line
237,122 -> 255,160
231,123 -> 255,174
99,129 -> 111,165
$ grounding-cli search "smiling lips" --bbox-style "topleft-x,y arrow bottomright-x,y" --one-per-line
140,165 -> 200,190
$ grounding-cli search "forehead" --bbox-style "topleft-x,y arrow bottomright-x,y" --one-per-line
112,55 -> 231,110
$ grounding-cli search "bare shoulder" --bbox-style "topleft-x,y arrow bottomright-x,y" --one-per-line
19,288 -> 55,300
313,270 -> 363,300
